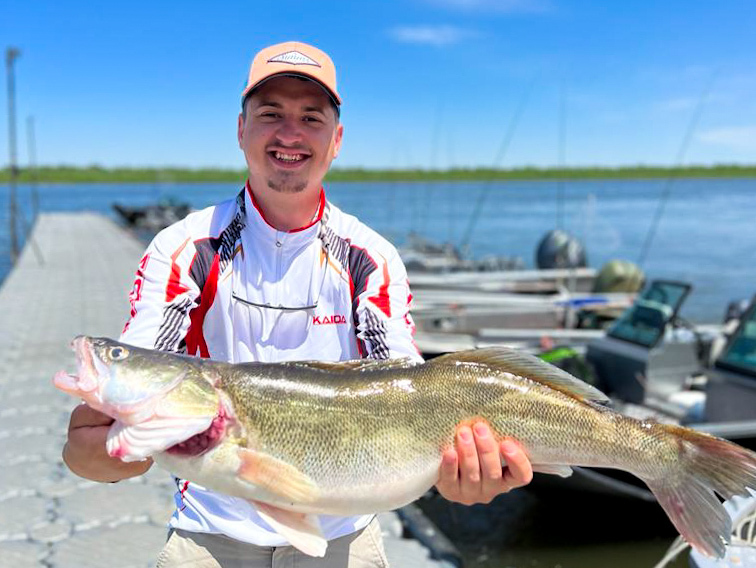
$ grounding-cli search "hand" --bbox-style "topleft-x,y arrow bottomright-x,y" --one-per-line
435,422 -> 533,505
63,403 -> 153,482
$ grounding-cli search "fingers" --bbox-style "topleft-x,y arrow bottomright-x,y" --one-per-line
435,427 -> 480,504
63,403 -> 153,482
456,426 -> 482,503
435,428 -> 474,503
500,439 -> 533,488
472,423 -> 503,501
65,405 -> 115,472
435,423 -> 533,506
435,449 -> 459,499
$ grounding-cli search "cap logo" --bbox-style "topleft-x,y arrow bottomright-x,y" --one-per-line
268,51 -> 321,67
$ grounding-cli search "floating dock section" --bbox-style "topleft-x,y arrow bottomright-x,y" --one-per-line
0,213 -> 458,567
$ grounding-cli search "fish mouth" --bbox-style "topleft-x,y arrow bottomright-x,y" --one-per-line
53,336 -> 103,396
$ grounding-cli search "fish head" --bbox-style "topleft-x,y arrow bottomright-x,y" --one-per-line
55,336 -> 225,462
54,336 -> 196,424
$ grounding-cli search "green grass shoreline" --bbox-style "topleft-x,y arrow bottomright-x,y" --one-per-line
1,164 -> 755,183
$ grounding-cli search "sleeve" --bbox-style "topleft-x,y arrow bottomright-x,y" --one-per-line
119,227 -> 201,353
353,246 -> 423,362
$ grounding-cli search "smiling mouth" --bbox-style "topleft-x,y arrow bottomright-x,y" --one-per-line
269,150 -> 310,166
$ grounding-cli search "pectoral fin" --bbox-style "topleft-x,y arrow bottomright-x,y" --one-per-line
252,500 -> 327,557
237,449 -> 320,504
532,464 -> 574,478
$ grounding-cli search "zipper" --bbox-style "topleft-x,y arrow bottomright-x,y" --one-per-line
275,232 -> 284,286
271,232 -> 284,348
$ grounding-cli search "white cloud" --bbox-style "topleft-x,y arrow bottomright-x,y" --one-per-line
423,0 -> 554,13
698,126 -> 756,151
388,25 -> 479,47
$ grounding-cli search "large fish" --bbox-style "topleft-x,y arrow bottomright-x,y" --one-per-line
54,336 -> 756,558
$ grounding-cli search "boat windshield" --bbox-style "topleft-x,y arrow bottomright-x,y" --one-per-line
606,281 -> 691,348
717,296 -> 756,379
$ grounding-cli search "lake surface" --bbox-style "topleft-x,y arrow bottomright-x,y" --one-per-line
1,177 -> 755,323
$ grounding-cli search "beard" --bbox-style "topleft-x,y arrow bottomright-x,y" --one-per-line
267,171 -> 308,194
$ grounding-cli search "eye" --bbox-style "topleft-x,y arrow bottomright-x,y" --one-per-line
109,346 -> 129,360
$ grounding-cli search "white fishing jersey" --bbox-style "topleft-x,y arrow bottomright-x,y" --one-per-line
120,182 -> 422,547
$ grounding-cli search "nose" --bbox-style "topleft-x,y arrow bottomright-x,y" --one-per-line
274,117 -> 304,145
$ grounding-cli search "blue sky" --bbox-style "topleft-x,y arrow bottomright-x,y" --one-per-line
1,0 -> 755,170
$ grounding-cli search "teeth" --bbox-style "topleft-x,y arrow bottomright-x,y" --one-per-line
275,151 -> 304,162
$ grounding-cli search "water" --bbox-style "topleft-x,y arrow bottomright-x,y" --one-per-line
419,489 -> 690,568
2,177 -> 755,323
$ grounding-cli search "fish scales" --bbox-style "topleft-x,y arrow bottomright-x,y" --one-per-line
54,337 -> 756,560
219,361 -> 669,488
219,363 -> 451,488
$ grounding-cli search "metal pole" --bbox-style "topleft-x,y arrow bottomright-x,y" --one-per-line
23,115 -> 44,266
6,47 -> 21,264
27,115 -> 39,219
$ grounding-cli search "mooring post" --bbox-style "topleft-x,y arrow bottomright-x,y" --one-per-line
6,46 -> 21,265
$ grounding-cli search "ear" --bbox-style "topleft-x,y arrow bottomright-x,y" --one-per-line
332,123 -> 344,160
237,113 -> 245,148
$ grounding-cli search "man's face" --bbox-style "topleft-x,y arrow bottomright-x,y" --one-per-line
238,76 -> 343,195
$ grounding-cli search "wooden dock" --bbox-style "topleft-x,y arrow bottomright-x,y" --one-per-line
0,213 -> 456,567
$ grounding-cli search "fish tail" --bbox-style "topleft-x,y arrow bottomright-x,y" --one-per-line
645,424 -> 756,558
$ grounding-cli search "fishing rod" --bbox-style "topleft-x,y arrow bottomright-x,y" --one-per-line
416,98 -> 444,237
557,78 -> 566,231
458,74 -> 538,255
636,71 -> 718,268
446,131 -> 456,243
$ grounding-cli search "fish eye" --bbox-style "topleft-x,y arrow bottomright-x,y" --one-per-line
109,346 -> 129,360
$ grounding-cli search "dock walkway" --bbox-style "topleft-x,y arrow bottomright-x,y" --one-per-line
0,213 -> 453,568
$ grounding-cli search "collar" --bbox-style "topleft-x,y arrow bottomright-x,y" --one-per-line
243,180 -> 327,249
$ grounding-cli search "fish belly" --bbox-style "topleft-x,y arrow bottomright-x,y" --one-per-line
154,442 -> 442,515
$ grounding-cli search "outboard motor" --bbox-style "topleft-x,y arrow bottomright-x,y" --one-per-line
535,230 -> 587,269
593,260 -> 645,293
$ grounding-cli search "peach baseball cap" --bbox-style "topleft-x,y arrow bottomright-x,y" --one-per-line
241,41 -> 341,108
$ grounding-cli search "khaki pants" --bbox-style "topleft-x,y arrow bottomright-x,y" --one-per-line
155,518 -> 390,568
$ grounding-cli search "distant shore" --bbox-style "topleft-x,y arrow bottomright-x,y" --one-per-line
1,164 -> 755,183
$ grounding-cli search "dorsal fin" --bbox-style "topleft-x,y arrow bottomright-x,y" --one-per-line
281,357 -> 418,373
429,347 -> 609,404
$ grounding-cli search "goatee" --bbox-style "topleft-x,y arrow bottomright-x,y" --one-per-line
267,175 -> 307,194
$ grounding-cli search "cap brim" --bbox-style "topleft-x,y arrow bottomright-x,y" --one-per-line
241,72 -> 341,109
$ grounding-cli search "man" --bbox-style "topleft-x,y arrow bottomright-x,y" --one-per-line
62,41 -> 533,566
